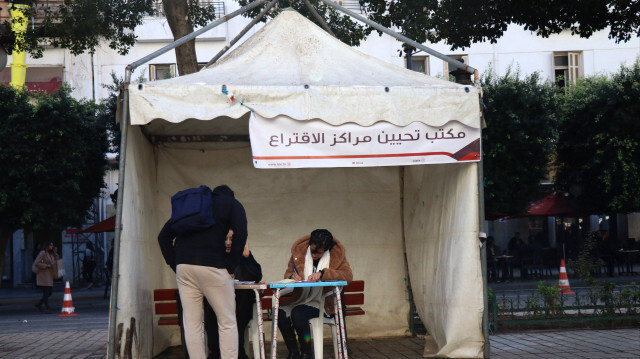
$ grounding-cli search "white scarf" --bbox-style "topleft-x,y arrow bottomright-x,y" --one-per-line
304,245 -> 331,279
282,246 -> 331,316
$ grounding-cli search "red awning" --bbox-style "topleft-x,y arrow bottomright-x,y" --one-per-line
0,67 -> 63,94
79,216 -> 115,233
527,194 -> 580,217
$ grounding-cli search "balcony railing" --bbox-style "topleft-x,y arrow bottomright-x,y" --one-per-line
151,1 -> 225,19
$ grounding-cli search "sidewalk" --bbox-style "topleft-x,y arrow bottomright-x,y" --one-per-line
0,328 -> 638,358
1,282 -> 639,358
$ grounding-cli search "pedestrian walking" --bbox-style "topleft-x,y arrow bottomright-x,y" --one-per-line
33,242 -> 59,314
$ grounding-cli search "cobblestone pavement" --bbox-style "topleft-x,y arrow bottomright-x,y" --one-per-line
1,285 -> 639,358
1,328 -> 638,359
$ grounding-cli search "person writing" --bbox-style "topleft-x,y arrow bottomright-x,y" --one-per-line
158,185 -> 248,359
33,242 -> 59,314
278,229 -> 352,359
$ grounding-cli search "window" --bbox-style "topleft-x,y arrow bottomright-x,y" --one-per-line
553,52 -> 582,87
407,55 -> 430,75
335,0 -> 363,12
149,64 -> 176,81
151,1 -> 225,18
442,55 -> 468,81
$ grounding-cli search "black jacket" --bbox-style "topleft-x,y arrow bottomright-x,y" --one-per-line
158,185 -> 248,274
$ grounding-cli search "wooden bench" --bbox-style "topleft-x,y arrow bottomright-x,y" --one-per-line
154,281 -> 365,359
152,280 -> 365,327
153,288 -> 180,326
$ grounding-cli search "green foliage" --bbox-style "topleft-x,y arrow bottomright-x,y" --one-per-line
480,67 -> 558,216
537,281 -> 562,316
1,1 -> 156,57
555,60 -> 640,214
361,0 -> 510,55
237,0 -> 370,46
524,296 -> 543,317
567,231 -> 604,285
0,84 -> 108,232
618,283 -> 640,315
360,0 -> 640,54
597,281 -> 617,316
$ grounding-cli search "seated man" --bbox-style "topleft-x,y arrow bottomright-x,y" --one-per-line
205,231 -> 262,359
278,229 -> 353,359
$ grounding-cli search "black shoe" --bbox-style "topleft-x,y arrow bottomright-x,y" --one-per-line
34,302 -> 42,312
300,353 -> 313,359
286,352 -> 300,359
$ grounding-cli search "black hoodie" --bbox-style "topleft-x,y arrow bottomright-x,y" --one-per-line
158,185 -> 248,274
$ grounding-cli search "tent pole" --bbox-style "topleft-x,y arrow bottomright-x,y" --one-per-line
107,68 -> 132,359
477,107 -> 490,357
478,159 -> 490,358
205,0 -> 279,67
317,0 -> 476,75
301,0 -> 336,37
128,0 -> 267,72
398,167 -> 416,334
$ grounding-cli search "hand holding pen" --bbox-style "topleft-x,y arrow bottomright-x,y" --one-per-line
291,263 -> 302,281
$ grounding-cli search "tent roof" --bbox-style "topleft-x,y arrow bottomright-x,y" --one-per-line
129,9 -> 480,134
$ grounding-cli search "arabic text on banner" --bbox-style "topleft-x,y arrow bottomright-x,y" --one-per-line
249,114 -> 481,169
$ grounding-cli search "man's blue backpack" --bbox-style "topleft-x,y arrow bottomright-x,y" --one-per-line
169,185 -> 215,235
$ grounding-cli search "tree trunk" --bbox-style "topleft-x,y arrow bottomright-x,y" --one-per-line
0,225 -> 14,283
163,0 -> 199,76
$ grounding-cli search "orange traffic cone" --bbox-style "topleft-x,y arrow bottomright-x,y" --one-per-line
558,259 -> 574,295
59,280 -> 77,317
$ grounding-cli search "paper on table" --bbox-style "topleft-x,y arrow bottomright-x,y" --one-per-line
274,279 -> 296,283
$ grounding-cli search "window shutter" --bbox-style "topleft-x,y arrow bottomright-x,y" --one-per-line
568,52 -> 580,85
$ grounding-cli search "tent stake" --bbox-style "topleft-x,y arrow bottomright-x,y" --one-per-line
205,0 -> 280,67
317,0 -> 476,77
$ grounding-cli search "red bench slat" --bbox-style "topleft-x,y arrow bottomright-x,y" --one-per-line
345,307 -> 365,316
155,302 -> 177,315
158,316 -> 179,326
344,293 -> 364,306
153,280 -> 365,327
154,289 -> 178,301
344,280 -> 364,292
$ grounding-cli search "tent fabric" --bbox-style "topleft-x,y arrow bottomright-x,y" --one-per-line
79,215 -> 115,233
115,9 -> 484,358
404,163 -> 484,357
128,9 -> 480,130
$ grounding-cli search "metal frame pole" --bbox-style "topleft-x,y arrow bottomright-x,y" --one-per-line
317,0 -> 478,82
205,0 -> 279,67
128,0 -> 267,72
107,67 -> 131,359
301,0 -> 336,37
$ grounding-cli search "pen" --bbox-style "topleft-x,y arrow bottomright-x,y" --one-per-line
291,263 -> 299,276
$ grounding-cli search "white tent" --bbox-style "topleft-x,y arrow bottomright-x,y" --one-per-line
115,9 -> 485,358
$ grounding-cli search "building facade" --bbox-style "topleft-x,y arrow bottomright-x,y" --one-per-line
2,0 -> 639,287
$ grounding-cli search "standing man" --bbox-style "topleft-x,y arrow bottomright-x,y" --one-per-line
158,185 -> 248,359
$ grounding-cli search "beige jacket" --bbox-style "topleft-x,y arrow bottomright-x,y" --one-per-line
34,250 -> 58,287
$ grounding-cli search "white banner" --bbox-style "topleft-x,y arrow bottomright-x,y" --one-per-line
249,114 -> 481,169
